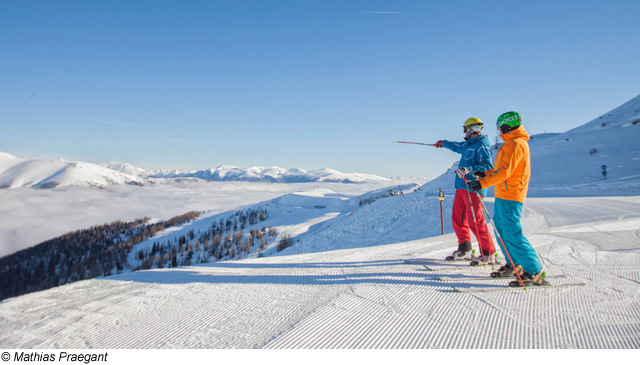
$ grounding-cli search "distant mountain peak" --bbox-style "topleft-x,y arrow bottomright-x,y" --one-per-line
99,162 -> 148,177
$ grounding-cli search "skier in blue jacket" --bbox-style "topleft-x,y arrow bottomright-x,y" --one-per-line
435,117 -> 496,264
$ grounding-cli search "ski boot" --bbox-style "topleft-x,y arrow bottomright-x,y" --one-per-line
490,263 -> 523,278
470,251 -> 499,266
445,241 -> 472,261
508,271 -> 550,287
445,250 -> 472,261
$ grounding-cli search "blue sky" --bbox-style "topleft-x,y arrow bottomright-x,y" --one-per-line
1,0 -> 639,178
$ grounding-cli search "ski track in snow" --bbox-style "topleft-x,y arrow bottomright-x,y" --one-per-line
1,196 -> 640,349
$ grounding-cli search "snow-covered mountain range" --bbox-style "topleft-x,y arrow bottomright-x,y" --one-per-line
148,165 -> 389,183
0,155 -> 389,189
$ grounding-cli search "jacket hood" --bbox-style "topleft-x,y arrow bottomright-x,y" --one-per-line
501,126 -> 530,142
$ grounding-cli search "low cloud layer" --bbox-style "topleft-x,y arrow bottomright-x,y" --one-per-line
0,180 -> 396,258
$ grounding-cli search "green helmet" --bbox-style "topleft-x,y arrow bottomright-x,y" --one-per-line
496,111 -> 522,133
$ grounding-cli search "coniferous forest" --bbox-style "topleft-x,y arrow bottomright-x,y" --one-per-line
0,207 -> 273,301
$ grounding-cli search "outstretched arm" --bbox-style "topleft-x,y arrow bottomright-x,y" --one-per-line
442,140 -> 464,154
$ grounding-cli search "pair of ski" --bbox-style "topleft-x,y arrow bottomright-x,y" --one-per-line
406,258 -> 585,293
445,273 -> 584,293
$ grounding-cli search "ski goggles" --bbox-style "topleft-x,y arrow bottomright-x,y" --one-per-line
464,124 -> 483,133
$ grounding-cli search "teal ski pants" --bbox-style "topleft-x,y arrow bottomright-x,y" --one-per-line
493,198 -> 542,275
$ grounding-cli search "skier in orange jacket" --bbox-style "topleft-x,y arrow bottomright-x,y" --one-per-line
466,111 -> 546,287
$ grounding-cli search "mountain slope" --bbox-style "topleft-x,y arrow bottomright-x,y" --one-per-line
0,152 -> 23,174
99,161 -> 148,177
0,156 -> 150,189
125,185 -> 419,271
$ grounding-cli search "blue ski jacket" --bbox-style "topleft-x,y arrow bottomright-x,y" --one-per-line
442,135 -> 494,195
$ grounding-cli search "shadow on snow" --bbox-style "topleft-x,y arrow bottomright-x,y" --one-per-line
98,259 -> 457,290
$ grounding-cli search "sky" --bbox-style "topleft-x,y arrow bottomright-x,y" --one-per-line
1,0 -> 639,178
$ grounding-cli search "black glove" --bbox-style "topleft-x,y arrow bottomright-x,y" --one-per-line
466,180 -> 482,192
473,171 -> 486,178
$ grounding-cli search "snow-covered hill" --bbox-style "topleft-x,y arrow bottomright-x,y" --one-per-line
0,156 -> 150,189
124,184 -> 420,271
99,161 -> 148,177
0,151 -> 23,174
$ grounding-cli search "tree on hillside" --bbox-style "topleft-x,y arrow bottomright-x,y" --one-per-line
171,249 -> 178,268
233,231 -> 243,245
260,236 -> 267,252
244,237 -> 251,255
277,234 -> 293,252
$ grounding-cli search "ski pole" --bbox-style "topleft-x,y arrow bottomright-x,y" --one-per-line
462,176 -> 485,266
438,188 -> 444,235
393,140 -> 436,146
474,193 -> 527,289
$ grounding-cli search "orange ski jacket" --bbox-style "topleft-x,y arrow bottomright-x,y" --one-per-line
478,126 -> 531,203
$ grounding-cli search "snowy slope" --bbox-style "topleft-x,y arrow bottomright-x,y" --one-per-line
526,94 -> 640,196
0,156 -> 150,189
1,196 -> 639,349
0,152 -> 23,174
122,183 -> 421,271
569,93 -> 640,133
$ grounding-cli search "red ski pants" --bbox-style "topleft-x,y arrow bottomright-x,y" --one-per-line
452,189 -> 495,254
